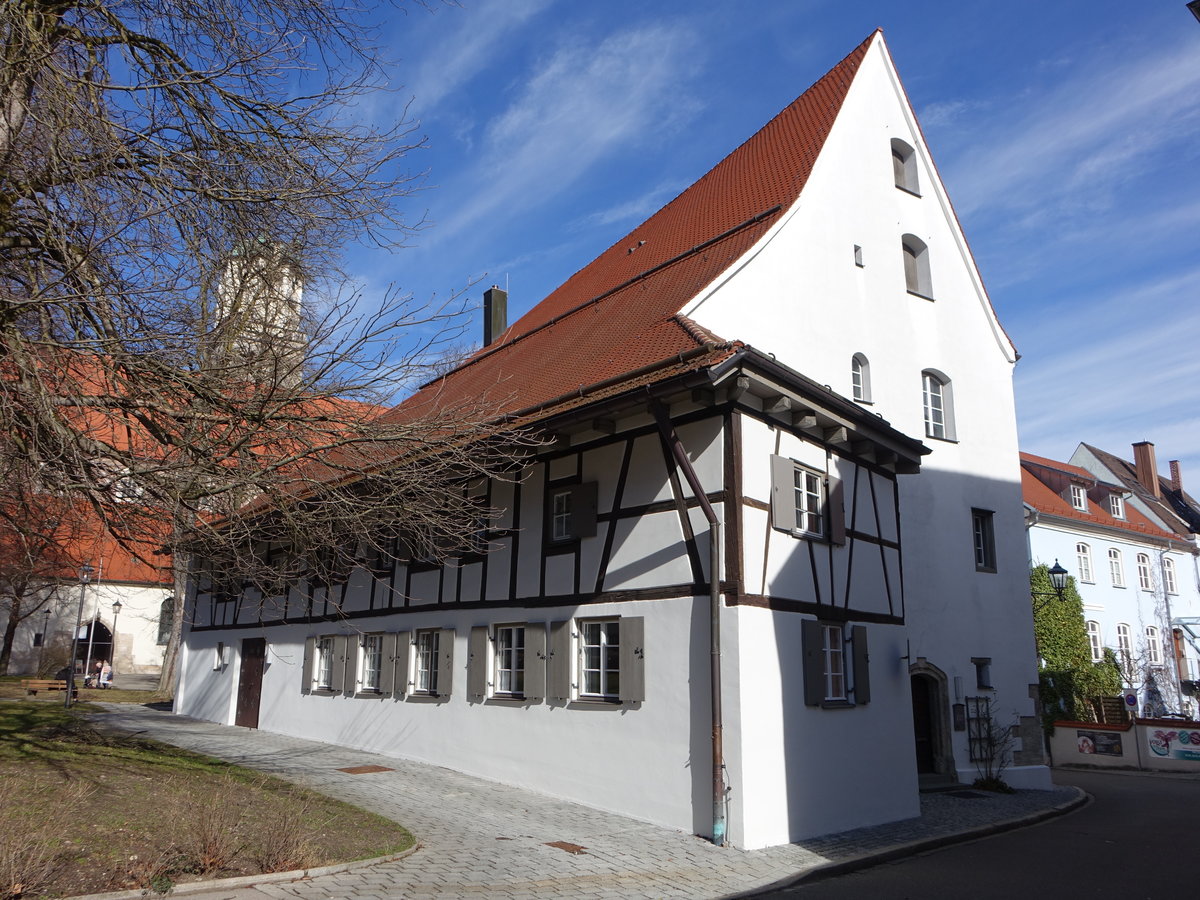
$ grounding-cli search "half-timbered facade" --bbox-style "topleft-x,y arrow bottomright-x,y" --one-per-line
176,31 -> 1049,849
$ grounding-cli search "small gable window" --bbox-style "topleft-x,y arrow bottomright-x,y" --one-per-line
1108,494 -> 1125,518
901,234 -> 932,298
1069,484 -> 1088,512
851,353 -> 871,403
891,138 -> 920,195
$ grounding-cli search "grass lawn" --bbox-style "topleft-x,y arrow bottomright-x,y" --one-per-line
0,700 -> 414,898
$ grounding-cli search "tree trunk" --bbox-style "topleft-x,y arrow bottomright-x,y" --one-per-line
0,595 -> 22,674
157,539 -> 188,695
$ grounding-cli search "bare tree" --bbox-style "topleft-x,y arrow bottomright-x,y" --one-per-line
0,1 -> 529,691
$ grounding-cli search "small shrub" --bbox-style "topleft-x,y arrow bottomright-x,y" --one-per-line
124,849 -> 187,896
176,776 -> 245,875
249,801 -> 317,873
972,776 -> 1016,794
0,779 -> 93,899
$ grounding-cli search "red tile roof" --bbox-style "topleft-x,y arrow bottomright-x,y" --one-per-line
384,32 -> 878,427
1020,454 -> 1184,542
1019,452 -> 1110,485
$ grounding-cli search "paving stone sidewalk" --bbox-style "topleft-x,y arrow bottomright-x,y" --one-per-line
88,704 -> 1082,900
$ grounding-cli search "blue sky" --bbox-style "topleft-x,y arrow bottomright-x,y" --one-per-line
346,1 -> 1200,479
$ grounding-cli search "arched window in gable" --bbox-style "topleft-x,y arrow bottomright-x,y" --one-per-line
891,138 -> 920,194
851,353 -> 871,403
901,234 -> 932,298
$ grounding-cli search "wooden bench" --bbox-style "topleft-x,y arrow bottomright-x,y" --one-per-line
21,679 -> 70,695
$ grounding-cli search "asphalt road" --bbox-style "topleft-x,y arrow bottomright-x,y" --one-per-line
761,769 -> 1198,899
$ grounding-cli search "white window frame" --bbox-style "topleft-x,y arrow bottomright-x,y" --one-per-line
315,636 -> 334,690
1137,553 -> 1152,591
793,466 -> 825,536
972,509 -> 996,572
1146,625 -> 1162,667
1109,494 -> 1125,518
1076,543 -> 1093,583
822,624 -> 847,702
1070,484 -> 1088,512
414,629 -> 440,695
578,618 -> 620,701
1164,557 -> 1178,595
1116,623 -> 1133,678
921,370 -> 954,441
1108,548 -> 1125,588
851,353 -> 871,403
551,490 -> 572,542
1087,621 -> 1103,663
493,624 -> 526,698
359,633 -> 384,693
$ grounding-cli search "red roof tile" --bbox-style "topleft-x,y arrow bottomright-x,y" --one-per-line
387,32 -> 877,427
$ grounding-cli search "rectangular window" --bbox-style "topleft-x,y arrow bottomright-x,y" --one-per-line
1146,626 -> 1162,667
315,637 -> 334,689
966,697 -> 990,762
793,467 -> 825,535
415,630 -> 440,694
1117,624 -> 1133,679
579,619 -> 620,700
359,634 -> 383,692
494,624 -> 526,697
1164,558 -> 1178,595
1070,484 -> 1088,511
972,657 -> 993,690
546,483 -> 598,544
822,625 -> 846,701
551,490 -> 572,542
1087,621 -> 1103,663
1076,543 -> 1093,583
1109,494 -> 1125,518
972,509 -> 996,572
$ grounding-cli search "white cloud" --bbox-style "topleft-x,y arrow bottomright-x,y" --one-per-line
572,181 -> 688,231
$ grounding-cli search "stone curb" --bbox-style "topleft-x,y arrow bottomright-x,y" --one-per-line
743,786 -> 1090,896
69,842 -> 421,900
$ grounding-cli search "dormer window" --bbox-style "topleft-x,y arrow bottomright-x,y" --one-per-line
891,138 -> 920,195
1108,494 -> 1125,519
1069,484 -> 1088,512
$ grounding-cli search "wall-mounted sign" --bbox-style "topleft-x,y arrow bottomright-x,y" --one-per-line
1076,730 -> 1123,757
1148,729 -> 1200,761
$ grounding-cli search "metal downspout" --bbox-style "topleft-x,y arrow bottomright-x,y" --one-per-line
650,398 -> 726,847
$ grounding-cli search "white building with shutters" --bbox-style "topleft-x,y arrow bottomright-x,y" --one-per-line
174,31 -> 1049,850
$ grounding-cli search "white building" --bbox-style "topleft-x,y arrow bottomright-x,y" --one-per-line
175,31 -> 1049,850
1021,451 -> 1200,717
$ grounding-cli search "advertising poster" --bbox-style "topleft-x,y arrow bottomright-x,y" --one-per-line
1148,728 -> 1200,761
1075,730 -> 1123,757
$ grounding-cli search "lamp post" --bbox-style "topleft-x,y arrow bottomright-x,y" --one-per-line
110,599 -> 122,686
66,564 -> 95,708
38,607 -> 51,673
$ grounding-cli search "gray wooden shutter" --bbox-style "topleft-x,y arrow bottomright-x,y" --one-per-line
852,625 -> 870,705
770,454 -> 796,532
572,482 -> 599,539
331,635 -> 347,693
467,626 -> 488,701
379,632 -> 398,697
343,635 -> 360,697
525,624 -> 547,701
548,619 -> 571,701
394,630 -> 410,697
301,636 -> 315,694
436,628 -> 455,697
828,474 -> 846,545
802,619 -> 823,706
618,616 -> 645,703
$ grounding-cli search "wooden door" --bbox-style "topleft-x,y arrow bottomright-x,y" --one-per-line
911,674 -> 936,774
235,638 -> 266,729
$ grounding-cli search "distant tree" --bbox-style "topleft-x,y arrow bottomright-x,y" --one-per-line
1031,564 -> 1123,730
0,1 -> 528,692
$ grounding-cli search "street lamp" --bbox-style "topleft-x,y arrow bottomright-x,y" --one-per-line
1032,560 -> 1070,612
38,607 -> 51,673
66,564 -> 95,708
110,599 -> 122,687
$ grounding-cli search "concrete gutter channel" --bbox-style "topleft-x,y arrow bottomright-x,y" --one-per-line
75,705 -> 1089,899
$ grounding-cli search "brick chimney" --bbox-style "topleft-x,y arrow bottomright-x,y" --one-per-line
1132,441 -> 1161,498
483,286 -> 507,347
1170,460 -> 1183,493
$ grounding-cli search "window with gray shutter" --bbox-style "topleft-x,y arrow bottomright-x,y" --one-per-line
525,624 -> 547,700
548,620 -> 571,701
547,483 -> 599,543
393,630 -> 410,697
851,625 -> 870,704
301,636 -> 315,694
379,633 -> 398,697
803,620 -> 869,708
436,628 -> 455,697
467,626 -> 488,700
343,635 -> 359,697
801,619 -> 824,706
330,635 -> 347,694
618,616 -> 645,703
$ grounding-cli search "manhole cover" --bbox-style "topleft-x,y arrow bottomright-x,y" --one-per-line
946,790 -> 987,799
337,764 -> 394,775
545,841 -> 587,855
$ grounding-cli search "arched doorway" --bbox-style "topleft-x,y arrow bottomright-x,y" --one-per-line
909,661 -> 955,783
76,620 -> 113,677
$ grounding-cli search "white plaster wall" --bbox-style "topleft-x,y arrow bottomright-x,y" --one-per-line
685,39 -> 1042,785
178,596 -> 715,839
730,605 -> 918,848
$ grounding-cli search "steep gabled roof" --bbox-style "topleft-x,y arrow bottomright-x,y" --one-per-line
1079,443 -> 1200,535
385,32 -> 877,428
1020,452 -> 1185,543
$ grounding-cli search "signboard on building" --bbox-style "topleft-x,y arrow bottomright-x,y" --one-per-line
1075,730 -> 1123,757
1148,728 -> 1200,761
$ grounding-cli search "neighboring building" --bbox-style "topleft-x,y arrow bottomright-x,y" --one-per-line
175,31 -> 1049,850
1021,451 -> 1200,718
